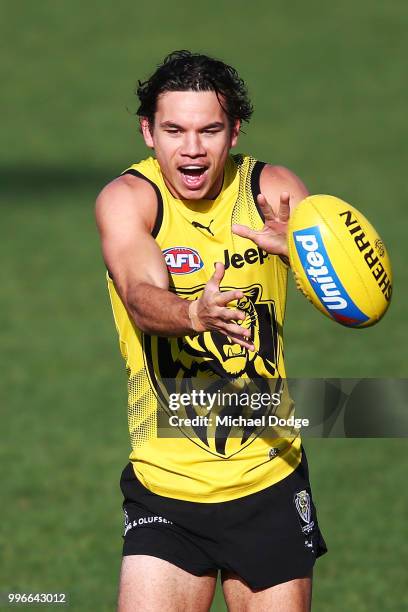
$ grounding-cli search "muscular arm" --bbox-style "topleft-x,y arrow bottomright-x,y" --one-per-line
95,175 -> 253,347
96,175 -> 191,335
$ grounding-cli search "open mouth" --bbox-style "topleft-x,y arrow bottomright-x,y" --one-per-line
178,165 -> 208,189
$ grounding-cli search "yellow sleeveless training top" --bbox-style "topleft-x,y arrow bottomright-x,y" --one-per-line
107,154 -> 301,502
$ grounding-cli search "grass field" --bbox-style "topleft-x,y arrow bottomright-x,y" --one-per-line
1,2 -> 407,610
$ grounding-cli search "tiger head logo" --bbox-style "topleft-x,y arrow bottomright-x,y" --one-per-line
182,291 -> 260,378
172,285 -> 278,380
143,284 -> 281,457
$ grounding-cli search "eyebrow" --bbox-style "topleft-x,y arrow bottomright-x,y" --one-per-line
159,121 -> 225,130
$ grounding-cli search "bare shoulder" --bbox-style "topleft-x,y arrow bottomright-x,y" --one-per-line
259,164 -> 309,214
95,173 -> 158,233
95,172 -> 168,294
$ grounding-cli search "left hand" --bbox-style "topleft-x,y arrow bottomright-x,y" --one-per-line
232,191 -> 290,257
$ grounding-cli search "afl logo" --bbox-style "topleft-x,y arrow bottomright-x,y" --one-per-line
163,246 -> 204,275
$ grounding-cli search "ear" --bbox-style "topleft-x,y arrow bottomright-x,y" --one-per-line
140,117 -> 154,148
230,119 -> 240,148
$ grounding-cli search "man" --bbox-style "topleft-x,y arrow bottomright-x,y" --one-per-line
96,50 -> 327,611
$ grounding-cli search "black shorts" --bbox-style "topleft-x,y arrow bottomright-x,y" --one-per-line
119,449 -> 327,590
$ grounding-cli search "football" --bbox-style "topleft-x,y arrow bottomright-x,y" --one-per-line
287,195 -> 392,327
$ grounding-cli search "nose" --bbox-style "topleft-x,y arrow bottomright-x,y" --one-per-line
180,132 -> 206,158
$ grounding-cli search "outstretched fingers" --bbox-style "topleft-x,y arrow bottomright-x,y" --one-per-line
218,306 -> 245,323
231,223 -> 257,240
257,193 -> 276,221
207,262 -> 225,289
278,191 -> 290,222
216,289 -> 244,307
198,261 -> 255,350
223,322 -> 255,351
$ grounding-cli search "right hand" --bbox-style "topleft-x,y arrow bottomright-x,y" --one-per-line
232,191 -> 291,257
194,262 -> 255,351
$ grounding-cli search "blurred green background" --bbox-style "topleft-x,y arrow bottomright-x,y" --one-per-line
1,1 -> 407,610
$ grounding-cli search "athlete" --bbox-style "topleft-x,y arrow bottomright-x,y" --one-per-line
96,51 -> 327,611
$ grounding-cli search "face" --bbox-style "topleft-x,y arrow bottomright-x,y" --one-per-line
140,90 -> 240,200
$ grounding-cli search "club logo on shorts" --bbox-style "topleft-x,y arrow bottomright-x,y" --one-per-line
294,490 -> 315,534
163,247 -> 204,275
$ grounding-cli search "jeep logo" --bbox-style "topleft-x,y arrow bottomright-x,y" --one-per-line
223,247 -> 269,270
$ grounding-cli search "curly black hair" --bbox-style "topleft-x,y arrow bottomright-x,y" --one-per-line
136,50 -> 253,127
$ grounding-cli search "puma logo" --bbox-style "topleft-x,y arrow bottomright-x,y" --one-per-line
192,219 -> 215,236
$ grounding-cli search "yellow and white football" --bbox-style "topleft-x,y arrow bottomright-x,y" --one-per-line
287,195 -> 392,327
